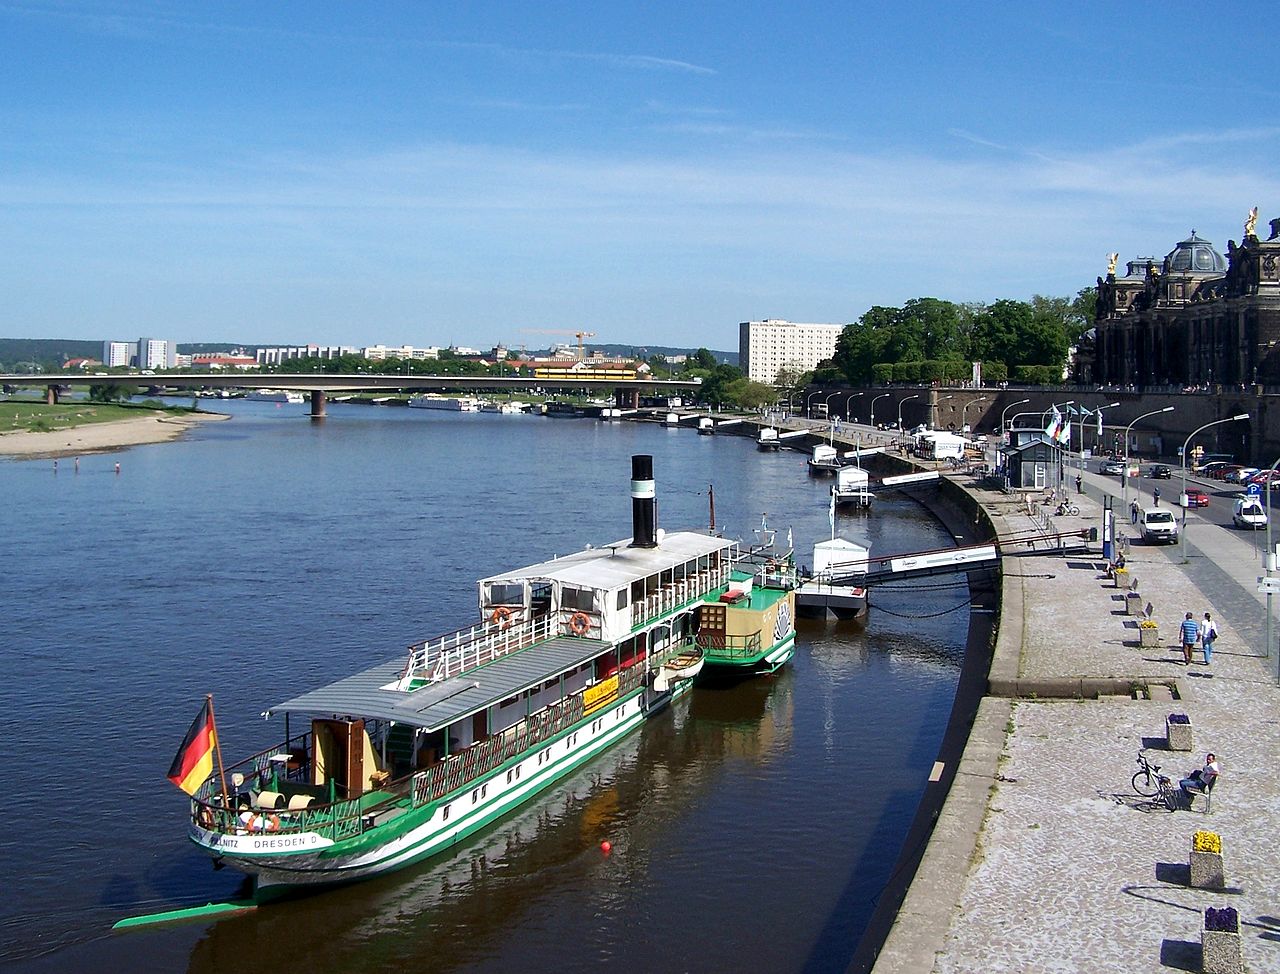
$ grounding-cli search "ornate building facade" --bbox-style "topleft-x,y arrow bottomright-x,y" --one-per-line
1093,215 -> 1280,387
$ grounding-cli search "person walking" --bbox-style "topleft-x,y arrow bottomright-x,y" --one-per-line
1075,474 -> 1083,495
1201,612 -> 1218,665
1179,612 -> 1200,665
1153,486 -> 1161,507
1130,499 -> 1139,524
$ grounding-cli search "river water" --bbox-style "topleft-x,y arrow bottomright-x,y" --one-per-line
0,402 -> 966,973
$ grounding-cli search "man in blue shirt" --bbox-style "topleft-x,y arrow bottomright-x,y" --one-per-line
1180,612 -> 1200,665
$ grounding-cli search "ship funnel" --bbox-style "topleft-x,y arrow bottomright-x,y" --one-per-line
629,454 -> 658,548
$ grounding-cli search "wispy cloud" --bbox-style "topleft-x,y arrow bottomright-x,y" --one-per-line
948,128 -> 1010,151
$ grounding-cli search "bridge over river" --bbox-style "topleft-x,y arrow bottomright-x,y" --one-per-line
0,372 -> 701,417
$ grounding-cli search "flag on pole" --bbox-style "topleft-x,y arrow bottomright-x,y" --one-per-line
167,698 -> 218,795
1043,406 -> 1063,440
828,488 -> 836,537
1096,409 -> 1103,437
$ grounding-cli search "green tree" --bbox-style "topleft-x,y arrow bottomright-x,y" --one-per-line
89,384 -> 132,402
688,347 -> 718,371
723,379 -> 776,410
900,297 -> 968,361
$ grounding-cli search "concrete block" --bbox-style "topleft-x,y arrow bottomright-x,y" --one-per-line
1201,929 -> 1243,974
1167,715 -> 1194,752
1191,849 -> 1225,889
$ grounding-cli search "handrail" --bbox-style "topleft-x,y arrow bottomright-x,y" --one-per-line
400,613 -> 556,686
195,730 -> 312,803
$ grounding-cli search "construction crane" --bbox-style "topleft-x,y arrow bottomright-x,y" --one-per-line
519,329 -> 597,363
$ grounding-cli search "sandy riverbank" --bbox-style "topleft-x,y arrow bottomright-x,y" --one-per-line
0,411 -> 229,459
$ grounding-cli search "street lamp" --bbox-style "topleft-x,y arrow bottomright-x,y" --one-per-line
806,390 -> 822,418
1180,413 -> 1249,563
932,394 -> 953,430
962,397 -> 988,435
845,391 -> 864,422
824,391 -> 842,423
1089,401 -> 1121,458
1001,398 -> 1031,435
897,394 -> 920,432
1122,406 -> 1174,507
870,393 -> 890,430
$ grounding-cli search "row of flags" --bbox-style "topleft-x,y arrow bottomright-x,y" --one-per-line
1044,405 -> 1105,447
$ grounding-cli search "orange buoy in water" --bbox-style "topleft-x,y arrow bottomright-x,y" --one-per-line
600,841 -> 612,854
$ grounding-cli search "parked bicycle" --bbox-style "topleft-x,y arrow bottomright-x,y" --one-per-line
1055,500 -> 1080,516
1132,751 -> 1178,808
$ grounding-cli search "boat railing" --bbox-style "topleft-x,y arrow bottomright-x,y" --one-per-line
411,662 -> 649,807
696,631 -> 762,660
631,565 -> 730,628
194,731 -> 313,804
402,613 -> 555,686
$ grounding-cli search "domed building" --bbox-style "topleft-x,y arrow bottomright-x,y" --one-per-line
1093,217 -> 1280,387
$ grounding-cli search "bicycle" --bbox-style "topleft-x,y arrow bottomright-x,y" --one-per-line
1055,501 -> 1080,516
1132,751 -> 1178,808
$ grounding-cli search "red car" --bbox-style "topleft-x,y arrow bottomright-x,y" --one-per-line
1184,488 -> 1210,508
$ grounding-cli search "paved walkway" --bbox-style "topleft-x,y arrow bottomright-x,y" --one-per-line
882,461 -> 1280,973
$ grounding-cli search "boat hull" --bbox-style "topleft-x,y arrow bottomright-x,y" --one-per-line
191,681 -> 688,888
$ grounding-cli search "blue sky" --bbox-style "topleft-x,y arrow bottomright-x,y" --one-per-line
2,2 -> 1278,350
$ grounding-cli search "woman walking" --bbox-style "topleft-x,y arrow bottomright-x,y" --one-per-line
1201,612 -> 1218,665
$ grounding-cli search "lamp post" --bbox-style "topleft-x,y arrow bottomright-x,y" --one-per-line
806,390 -> 822,419
824,391 -> 842,424
845,391 -> 864,422
1122,406 -> 1174,507
1089,401 -> 1121,459
870,393 -> 889,430
962,397 -> 988,435
897,394 -> 920,432
1180,413 -> 1249,563
1001,398 -> 1031,435
932,394 -> 953,430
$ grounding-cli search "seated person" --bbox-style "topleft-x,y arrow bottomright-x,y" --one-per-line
1179,752 -> 1220,797
1113,553 -> 1126,570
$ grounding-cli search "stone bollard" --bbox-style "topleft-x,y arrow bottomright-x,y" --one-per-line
1166,713 -> 1193,751
1202,907 -> 1243,974
1190,831 -> 1225,890
1125,592 -> 1144,616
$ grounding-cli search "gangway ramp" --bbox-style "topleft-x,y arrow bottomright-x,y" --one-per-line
824,528 -> 1090,587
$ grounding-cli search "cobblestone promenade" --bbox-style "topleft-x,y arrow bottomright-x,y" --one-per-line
863,449 -> 1280,974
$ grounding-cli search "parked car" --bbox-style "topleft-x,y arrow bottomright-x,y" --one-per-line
1226,467 -> 1260,484
1184,488 -> 1210,508
1211,464 -> 1244,481
1247,470 -> 1280,487
1148,464 -> 1172,479
1098,459 -> 1125,475
1233,496 -> 1268,529
1199,461 -> 1232,478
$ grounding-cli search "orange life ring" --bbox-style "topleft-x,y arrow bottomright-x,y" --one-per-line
491,606 -> 514,628
569,611 -> 591,636
248,812 -> 281,833
265,814 -> 281,833
198,806 -> 215,830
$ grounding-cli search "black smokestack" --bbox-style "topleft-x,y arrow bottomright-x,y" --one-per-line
629,454 -> 657,548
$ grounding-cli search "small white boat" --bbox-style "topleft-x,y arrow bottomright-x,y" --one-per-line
808,443 -> 842,474
757,427 -> 780,451
833,465 -> 873,508
796,538 -> 868,621
246,390 -> 305,404
663,412 -> 681,427
697,417 -> 715,435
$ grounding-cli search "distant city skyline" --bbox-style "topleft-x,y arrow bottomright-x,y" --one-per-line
2,3 -> 1277,348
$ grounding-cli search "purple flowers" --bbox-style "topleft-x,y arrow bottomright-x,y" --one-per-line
1168,713 -> 1191,724
1204,907 -> 1238,932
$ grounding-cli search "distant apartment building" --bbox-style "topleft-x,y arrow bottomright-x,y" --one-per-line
255,345 -> 360,365
137,338 -> 177,370
738,319 -> 843,385
191,355 -> 257,370
102,341 -> 134,367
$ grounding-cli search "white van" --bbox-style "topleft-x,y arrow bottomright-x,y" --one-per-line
1233,496 -> 1268,530
1139,507 -> 1179,544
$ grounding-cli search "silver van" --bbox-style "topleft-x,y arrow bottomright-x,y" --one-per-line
1139,507 -> 1179,544
1233,496 -> 1268,530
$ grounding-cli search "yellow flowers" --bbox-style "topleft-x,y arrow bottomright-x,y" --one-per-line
1193,830 -> 1222,855
1139,619 -> 1159,630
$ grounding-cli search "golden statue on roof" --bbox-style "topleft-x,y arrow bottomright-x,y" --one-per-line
1246,206 -> 1259,237
1106,253 -> 1119,275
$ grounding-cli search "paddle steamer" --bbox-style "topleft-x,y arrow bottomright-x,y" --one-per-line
182,456 -> 796,888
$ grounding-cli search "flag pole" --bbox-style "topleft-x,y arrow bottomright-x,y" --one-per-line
206,693 -> 232,809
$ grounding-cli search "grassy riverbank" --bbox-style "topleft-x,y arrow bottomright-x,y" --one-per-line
0,400 -> 197,435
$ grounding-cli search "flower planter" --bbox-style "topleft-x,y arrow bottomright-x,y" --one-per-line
1166,713 -> 1193,752
1125,592 -> 1144,615
1139,626 -> 1160,648
1191,851 -> 1225,890
1202,907 -> 1243,974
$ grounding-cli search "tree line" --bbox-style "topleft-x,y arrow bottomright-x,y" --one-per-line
822,291 -> 1095,386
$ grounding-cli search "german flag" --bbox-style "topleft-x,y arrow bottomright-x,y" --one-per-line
167,698 -> 217,795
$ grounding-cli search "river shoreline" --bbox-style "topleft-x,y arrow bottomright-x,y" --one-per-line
0,411 -> 229,459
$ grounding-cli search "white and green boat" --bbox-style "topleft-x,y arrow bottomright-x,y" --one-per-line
183,456 -> 796,890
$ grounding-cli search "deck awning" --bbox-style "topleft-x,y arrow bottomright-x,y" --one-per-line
268,636 -> 608,732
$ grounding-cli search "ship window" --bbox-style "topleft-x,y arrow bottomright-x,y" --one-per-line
488,582 -> 523,606
507,770 -> 513,783
471,789 -> 479,804
616,589 -> 628,610
561,586 -> 596,611
442,804 -> 451,821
